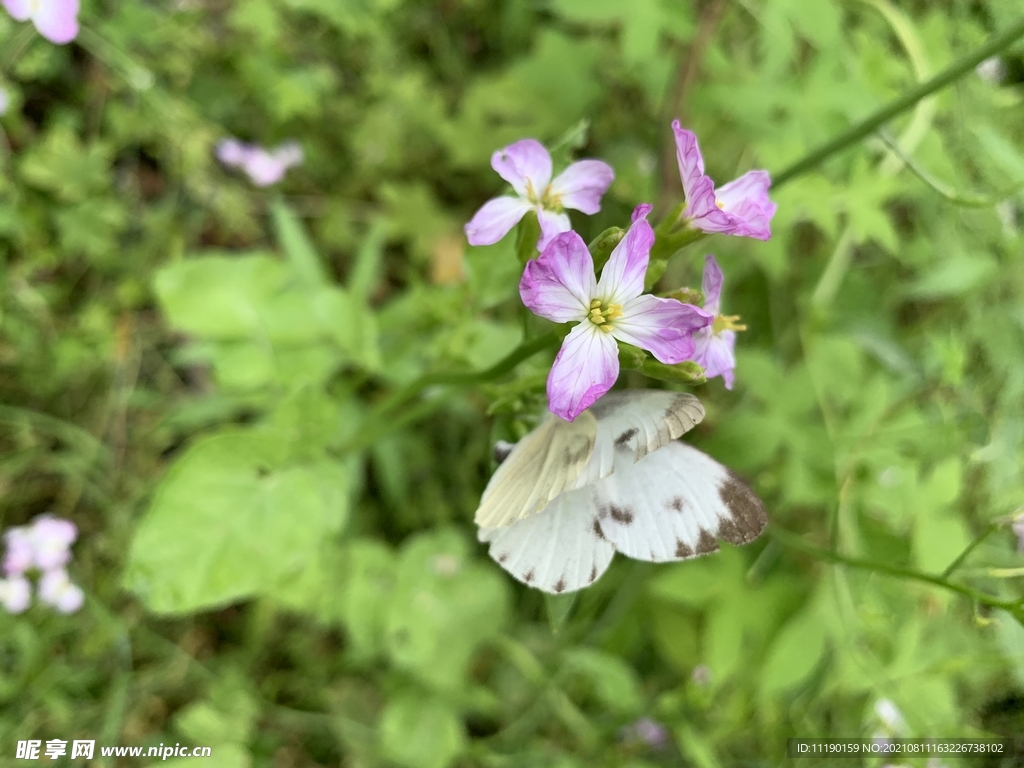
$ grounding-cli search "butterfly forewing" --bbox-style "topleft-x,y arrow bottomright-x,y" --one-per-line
595,441 -> 767,562
569,391 -> 705,490
474,410 -> 598,529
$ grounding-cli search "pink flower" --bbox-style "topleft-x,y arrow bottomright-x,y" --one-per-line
215,138 -> 303,187
672,120 -> 776,240
2,0 -> 79,45
688,255 -> 744,389
520,205 -> 711,421
0,575 -> 31,614
29,514 -> 77,570
38,569 -> 84,614
465,139 -> 614,251
3,527 -> 34,576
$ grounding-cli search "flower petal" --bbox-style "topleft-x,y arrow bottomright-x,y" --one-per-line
597,204 -> 654,306
243,150 -> 288,187
714,169 -> 775,239
273,141 -> 304,168
547,323 -> 619,421
537,207 -> 572,251
31,0 -> 78,44
692,329 -> 736,389
549,159 -> 614,215
464,196 -> 531,246
701,254 -> 724,315
215,138 -> 250,167
2,0 -> 31,21
491,139 -> 552,199
672,121 -> 709,203
519,231 -> 595,323
614,295 -> 711,363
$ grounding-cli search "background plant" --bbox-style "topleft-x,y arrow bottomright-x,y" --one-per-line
1,0 -> 1024,766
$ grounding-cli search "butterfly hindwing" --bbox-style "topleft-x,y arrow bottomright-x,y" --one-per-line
595,441 -> 767,562
479,484 -> 616,594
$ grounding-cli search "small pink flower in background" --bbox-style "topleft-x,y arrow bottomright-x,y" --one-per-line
620,717 -> 670,751
30,514 -> 77,570
688,255 -> 744,390
0,514 -> 83,615
672,120 -> 776,241
3,527 -> 34,575
465,138 -> 614,251
38,569 -> 84,614
215,138 -> 303,187
520,204 -> 711,421
0,575 -> 31,614
2,0 -> 79,44
1013,512 -> 1024,552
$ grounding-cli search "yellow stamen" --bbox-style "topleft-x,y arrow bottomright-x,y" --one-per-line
712,314 -> 747,333
715,200 -> 725,209
587,299 -> 623,330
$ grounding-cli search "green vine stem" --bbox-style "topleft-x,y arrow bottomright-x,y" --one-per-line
769,524 -> 1021,616
339,332 -> 559,453
771,15 -> 1024,189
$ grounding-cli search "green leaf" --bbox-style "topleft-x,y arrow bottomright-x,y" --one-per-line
123,428 -> 353,614
760,603 -> 829,696
384,529 -> 508,690
559,647 -> 643,716
378,692 -> 466,768
544,592 -> 578,634
271,198 -> 328,288
905,254 -> 998,299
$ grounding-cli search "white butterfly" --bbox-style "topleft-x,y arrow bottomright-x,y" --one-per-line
475,391 -> 767,594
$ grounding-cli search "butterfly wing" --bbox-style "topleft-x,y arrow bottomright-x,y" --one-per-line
595,441 -> 767,562
478,483 -> 616,594
570,391 -> 705,489
474,410 -> 598,529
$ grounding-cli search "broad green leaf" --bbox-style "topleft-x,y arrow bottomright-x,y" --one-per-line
378,692 -> 466,768
384,529 -> 508,690
123,428 -> 353,613
271,198 -> 328,288
559,647 -> 643,716
760,603 -> 829,696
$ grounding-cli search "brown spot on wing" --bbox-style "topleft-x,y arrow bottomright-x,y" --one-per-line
696,529 -> 719,554
717,471 -> 768,544
675,538 -> 693,558
614,428 -> 638,448
554,578 -> 566,593
588,565 -> 598,583
592,517 -> 607,540
668,496 -> 685,513
608,505 -> 634,524
498,553 -> 508,563
523,569 -> 535,583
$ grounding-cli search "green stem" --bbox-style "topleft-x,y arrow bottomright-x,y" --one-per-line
1,25 -> 35,73
771,15 -> 1024,188
941,522 -> 1000,579
769,525 -> 1018,612
340,333 -> 559,452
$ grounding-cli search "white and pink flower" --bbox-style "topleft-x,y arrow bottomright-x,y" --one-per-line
465,138 -> 614,251
519,204 -> 711,421
672,121 -> 776,241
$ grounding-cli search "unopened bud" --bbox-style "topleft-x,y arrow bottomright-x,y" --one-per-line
660,287 -> 704,306
588,227 -> 625,274
640,359 -> 705,385
617,342 -> 647,370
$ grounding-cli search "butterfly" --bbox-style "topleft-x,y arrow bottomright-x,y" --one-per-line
474,390 -> 768,594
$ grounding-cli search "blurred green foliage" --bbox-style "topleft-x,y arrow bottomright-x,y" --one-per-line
1,0 -> 1024,766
